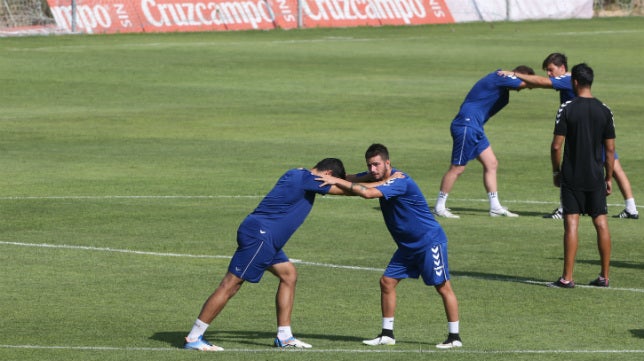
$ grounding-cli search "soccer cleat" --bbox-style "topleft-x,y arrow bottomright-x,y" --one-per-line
274,337 -> 312,349
547,277 -> 575,288
614,209 -> 639,219
432,208 -> 460,219
543,208 -> 563,219
589,276 -> 609,287
436,334 -> 462,349
363,335 -> 396,346
489,207 -> 519,217
184,336 -> 224,351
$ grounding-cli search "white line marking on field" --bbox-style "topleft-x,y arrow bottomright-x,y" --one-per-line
555,30 -> 643,36
1,344 -> 643,353
0,241 -> 232,260
2,241 -> 643,293
290,258 -> 383,272
0,195 -> 263,200
2,242 -> 643,353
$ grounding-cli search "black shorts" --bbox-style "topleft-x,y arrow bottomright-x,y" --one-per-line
560,186 -> 608,217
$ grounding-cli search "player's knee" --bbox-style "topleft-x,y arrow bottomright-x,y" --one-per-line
379,276 -> 396,292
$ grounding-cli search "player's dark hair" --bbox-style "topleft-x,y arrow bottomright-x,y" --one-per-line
542,52 -> 568,71
512,65 -> 535,75
365,143 -> 389,161
314,158 -> 346,180
571,63 -> 594,87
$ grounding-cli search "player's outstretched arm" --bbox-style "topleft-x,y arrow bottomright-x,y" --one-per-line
497,70 -> 553,88
317,174 -> 383,199
345,173 -> 373,182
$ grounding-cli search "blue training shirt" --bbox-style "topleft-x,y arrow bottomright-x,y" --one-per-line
375,169 -> 446,252
242,168 -> 331,249
550,73 -> 575,104
450,70 -> 524,131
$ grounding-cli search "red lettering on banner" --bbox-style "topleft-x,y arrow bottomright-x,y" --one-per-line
45,0 -> 453,34
300,0 -> 453,27
47,1 -> 141,33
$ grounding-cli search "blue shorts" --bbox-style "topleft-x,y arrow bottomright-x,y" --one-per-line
228,225 -> 289,283
450,124 -> 490,166
383,242 -> 450,286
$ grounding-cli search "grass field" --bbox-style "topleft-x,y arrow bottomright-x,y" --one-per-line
1,17 -> 643,361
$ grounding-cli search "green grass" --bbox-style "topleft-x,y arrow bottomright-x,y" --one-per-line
1,17 -> 643,361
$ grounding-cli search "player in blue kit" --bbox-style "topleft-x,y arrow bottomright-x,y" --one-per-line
433,66 -> 536,219
184,158 -> 347,351
317,144 -> 462,349
499,53 -> 639,219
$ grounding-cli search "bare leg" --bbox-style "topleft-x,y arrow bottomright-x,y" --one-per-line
592,215 -> 611,279
562,214 -> 580,281
438,164 -> 466,195
379,276 -> 400,318
435,281 -> 459,322
267,262 -> 298,327
476,146 -> 499,194
613,159 -> 634,200
197,272 -> 244,324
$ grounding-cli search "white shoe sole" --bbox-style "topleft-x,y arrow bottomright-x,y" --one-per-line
432,208 -> 461,219
363,336 -> 396,346
436,340 -> 462,349
490,209 -> 519,217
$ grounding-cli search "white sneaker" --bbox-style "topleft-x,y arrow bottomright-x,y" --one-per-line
363,335 -> 396,346
184,336 -> 224,351
489,207 -> 519,217
274,337 -> 312,348
436,338 -> 463,349
432,208 -> 460,219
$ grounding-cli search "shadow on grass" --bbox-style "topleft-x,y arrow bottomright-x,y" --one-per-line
630,329 -> 644,338
150,330 -> 365,349
434,206 -> 549,218
576,259 -> 644,270
451,270 -> 550,285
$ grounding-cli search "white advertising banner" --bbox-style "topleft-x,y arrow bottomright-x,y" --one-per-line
445,0 -> 594,23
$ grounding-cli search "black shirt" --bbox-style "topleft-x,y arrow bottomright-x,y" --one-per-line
554,97 -> 616,191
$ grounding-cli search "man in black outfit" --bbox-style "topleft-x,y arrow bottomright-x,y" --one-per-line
547,63 -> 615,289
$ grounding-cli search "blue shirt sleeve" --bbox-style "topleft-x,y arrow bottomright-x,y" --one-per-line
551,74 -> 575,103
495,71 -> 524,89
301,170 -> 331,195
376,176 -> 407,200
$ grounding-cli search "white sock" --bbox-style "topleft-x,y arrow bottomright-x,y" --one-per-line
448,321 -> 459,334
382,317 -> 394,331
277,326 -> 293,340
488,192 -> 501,210
625,198 -> 638,214
187,319 -> 209,341
435,192 -> 448,211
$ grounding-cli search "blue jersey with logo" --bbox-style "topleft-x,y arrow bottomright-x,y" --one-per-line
550,73 -> 575,104
240,168 -> 331,249
375,169 -> 446,252
450,70 -> 524,131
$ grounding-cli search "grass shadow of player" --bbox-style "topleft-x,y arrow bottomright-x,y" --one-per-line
630,329 -> 644,339
150,330 -> 365,349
